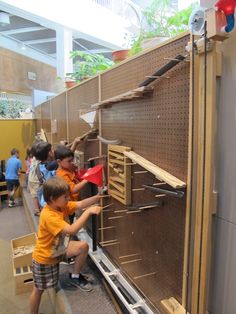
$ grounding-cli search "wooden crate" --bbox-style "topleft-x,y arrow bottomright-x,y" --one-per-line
13,264 -> 34,295
11,233 -> 37,294
11,232 -> 37,268
108,144 -> 131,205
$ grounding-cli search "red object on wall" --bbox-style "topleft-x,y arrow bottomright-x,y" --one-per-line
215,0 -> 236,15
75,169 -> 87,181
81,164 -> 103,187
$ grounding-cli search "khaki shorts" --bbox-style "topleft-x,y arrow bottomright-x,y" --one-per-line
28,182 -> 40,197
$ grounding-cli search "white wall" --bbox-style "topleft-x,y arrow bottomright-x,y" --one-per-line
201,1 -> 236,313
33,89 -> 56,107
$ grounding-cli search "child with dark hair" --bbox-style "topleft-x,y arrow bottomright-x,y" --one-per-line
25,147 -> 33,188
28,141 -> 55,215
55,145 -> 88,223
30,176 -> 102,314
5,148 -> 22,207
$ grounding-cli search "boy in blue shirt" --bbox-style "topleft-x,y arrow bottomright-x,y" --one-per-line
5,148 -> 22,207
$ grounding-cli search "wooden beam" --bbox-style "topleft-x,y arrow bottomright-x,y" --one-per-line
124,150 -> 186,189
91,86 -> 153,109
191,42 -> 219,314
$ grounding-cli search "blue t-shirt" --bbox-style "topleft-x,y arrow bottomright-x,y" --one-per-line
37,163 -> 55,208
5,156 -> 22,180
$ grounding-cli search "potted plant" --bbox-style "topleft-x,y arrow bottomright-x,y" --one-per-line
112,49 -> 130,63
111,31 -> 132,63
64,78 -> 77,89
66,51 -> 113,83
129,0 -> 197,57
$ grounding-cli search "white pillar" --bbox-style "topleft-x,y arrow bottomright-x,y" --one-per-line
56,27 -> 73,79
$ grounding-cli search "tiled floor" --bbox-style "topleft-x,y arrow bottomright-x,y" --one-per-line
0,204 -> 54,314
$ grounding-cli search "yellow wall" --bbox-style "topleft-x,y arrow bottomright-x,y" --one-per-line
0,119 -> 36,171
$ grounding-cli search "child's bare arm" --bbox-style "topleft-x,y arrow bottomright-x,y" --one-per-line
70,137 -> 82,152
75,194 -> 101,210
71,179 -> 88,194
62,205 -> 102,235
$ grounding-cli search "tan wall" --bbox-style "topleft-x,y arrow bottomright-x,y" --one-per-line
0,119 -> 36,172
0,47 -> 61,94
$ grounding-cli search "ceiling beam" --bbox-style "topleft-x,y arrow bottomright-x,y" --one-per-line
23,37 -> 56,44
0,35 -> 56,67
1,26 -> 46,35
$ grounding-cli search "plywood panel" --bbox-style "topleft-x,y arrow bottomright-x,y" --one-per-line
99,34 -> 189,311
34,106 -> 41,134
67,78 -> 99,143
51,93 -> 67,146
41,100 -> 51,142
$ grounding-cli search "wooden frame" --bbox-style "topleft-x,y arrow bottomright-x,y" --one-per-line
108,144 -> 131,205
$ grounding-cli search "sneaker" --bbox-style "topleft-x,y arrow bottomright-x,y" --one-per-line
8,201 -> 16,208
60,257 -> 75,265
69,273 -> 92,292
34,210 -> 41,217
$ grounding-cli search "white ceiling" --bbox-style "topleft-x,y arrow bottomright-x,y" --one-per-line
0,1 -> 141,67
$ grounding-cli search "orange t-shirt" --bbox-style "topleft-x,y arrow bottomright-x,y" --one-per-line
32,201 -> 77,265
56,168 -> 80,201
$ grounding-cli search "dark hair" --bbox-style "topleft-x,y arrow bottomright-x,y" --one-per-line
34,142 -> 52,162
54,145 -> 74,160
31,139 -> 44,157
11,148 -> 19,155
25,147 -> 32,160
43,177 -> 70,203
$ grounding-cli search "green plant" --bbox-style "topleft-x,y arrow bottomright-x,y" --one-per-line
128,34 -> 143,56
66,51 -> 113,83
143,0 -> 174,38
0,97 -> 29,119
129,0 -> 198,56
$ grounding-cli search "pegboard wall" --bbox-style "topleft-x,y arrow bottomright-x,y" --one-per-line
36,33 -> 190,313
51,93 -> 67,146
99,34 -> 189,311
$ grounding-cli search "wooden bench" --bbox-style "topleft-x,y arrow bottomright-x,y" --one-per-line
0,181 -> 8,208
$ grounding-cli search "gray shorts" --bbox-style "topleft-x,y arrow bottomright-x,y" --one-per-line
32,259 -> 59,290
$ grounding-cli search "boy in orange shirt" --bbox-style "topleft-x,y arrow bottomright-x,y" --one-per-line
55,145 -> 89,223
30,176 -> 102,314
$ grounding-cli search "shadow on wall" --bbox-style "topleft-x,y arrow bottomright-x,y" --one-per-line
22,122 -> 35,149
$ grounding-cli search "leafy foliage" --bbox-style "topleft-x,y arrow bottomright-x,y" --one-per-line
66,51 -> 113,83
0,98 -> 29,119
143,0 -> 174,37
128,34 -> 143,56
129,0 -> 198,56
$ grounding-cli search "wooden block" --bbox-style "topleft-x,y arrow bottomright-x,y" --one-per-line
109,158 -> 124,165
13,264 -> 34,295
161,297 -> 187,314
206,9 -> 229,41
109,151 -> 124,160
108,144 -> 131,205
110,176 -> 125,184
11,233 -> 37,269
109,180 -> 125,193
109,188 -> 124,200
108,144 -> 131,154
